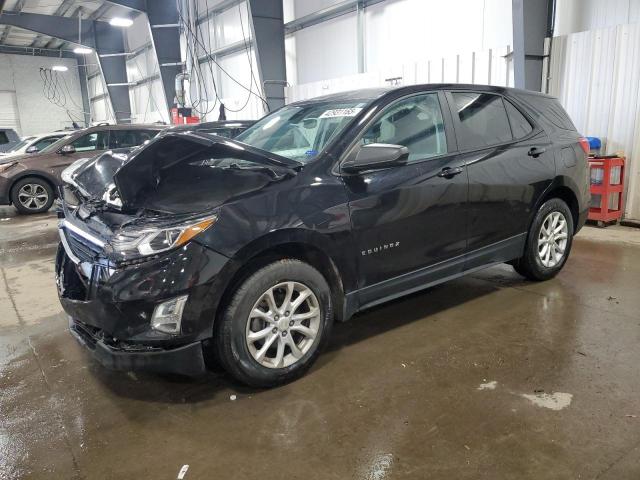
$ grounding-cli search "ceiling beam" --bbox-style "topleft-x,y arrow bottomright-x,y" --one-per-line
30,0 -> 76,48
0,11 -> 95,47
0,43 -> 76,58
0,0 -> 25,46
105,0 -> 146,12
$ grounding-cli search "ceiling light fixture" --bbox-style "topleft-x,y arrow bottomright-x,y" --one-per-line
52,65 -> 68,72
73,47 -> 92,55
109,17 -> 133,27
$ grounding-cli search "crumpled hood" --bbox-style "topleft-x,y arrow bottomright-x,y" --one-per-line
66,132 -> 300,214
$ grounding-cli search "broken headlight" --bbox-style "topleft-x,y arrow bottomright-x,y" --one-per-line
109,215 -> 217,260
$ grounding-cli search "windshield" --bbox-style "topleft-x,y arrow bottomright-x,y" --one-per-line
41,134 -> 73,153
7,137 -> 35,153
235,101 -> 369,162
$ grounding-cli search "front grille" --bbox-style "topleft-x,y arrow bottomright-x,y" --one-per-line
65,229 -> 102,263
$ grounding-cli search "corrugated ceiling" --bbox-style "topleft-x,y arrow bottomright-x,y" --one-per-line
0,0 -> 135,50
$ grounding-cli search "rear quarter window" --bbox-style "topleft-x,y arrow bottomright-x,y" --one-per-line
504,100 -> 533,139
518,94 -> 577,132
451,92 -> 513,150
0,132 -> 8,144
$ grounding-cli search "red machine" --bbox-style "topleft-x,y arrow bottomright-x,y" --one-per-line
170,107 -> 200,125
588,156 -> 625,226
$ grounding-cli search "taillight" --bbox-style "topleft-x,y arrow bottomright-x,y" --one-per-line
578,137 -> 590,155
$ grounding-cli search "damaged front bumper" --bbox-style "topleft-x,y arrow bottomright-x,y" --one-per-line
68,316 -> 207,376
55,220 -> 232,376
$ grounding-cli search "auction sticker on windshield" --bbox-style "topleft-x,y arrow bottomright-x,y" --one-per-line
319,108 -> 363,118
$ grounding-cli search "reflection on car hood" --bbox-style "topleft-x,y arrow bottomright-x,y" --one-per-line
0,152 -> 32,164
65,132 -> 300,214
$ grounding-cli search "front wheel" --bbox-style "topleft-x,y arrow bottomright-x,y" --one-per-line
11,177 -> 54,214
214,259 -> 333,388
513,198 -> 574,281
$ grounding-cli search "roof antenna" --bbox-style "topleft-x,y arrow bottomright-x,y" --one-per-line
218,103 -> 227,121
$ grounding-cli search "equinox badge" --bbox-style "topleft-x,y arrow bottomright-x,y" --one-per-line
361,242 -> 400,256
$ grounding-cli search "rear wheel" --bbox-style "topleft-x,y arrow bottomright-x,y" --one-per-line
11,177 -> 54,214
513,198 -> 574,281
214,259 -> 333,387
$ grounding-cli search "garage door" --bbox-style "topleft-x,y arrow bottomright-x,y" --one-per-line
0,90 -> 21,134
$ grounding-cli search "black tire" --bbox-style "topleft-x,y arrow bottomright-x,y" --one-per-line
513,198 -> 574,281
215,259 -> 333,388
11,177 -> 55,214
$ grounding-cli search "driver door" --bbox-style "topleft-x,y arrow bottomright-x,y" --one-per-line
341,91 -> 469,306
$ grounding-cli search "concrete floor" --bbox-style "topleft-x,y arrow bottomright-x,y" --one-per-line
1,205 -> 640,480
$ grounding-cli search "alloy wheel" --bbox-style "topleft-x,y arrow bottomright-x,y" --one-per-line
245,281 -> 321,369
537,211 -> 569,268
17,183 -> 49,211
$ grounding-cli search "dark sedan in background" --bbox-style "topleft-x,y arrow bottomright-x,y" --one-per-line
164,120 -> 255,138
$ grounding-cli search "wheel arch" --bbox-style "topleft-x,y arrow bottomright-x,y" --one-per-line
9,171 -> 58,204
534,177 -> 580,230
215,229 -> 350,325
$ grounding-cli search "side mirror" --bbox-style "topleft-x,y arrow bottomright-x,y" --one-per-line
25,145 -> 39,153
59,144 -> 76,155
342,143 -> 409,173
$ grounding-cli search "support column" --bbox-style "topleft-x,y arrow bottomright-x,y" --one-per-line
146,1 -> 182,112
248,0 -> 286,112
94,21 -> 132,123
512,0 -> 551,91
75,54 -> 91,126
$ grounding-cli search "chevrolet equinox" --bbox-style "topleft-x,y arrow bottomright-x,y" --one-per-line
55,85 -> 590,387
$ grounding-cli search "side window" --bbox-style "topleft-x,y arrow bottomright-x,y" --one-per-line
136,130 -> 158,145
71,131 -> 108,152
33,136 -> 61,151
0,132 -> 8,144
109,130 -> 139,149
360,93 -> 447,162
451,92 -> 513,150
504,100 -> 533,139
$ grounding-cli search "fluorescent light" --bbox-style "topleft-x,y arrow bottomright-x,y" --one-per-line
73,47 -> 92,54
109,17 -> 133,27
52,65 -> 68,72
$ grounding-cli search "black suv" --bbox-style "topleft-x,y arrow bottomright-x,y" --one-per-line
56,85 -> 589,387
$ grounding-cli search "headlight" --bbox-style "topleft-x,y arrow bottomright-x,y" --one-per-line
61,157 -> 92,185
0,162 -> 17,174
109,215 -> 217,259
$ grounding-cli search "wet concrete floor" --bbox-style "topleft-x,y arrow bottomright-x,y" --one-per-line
1,205 -> 640,479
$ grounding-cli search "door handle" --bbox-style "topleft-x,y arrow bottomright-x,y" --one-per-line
437,166 -> 464,178
528,146 -> 546,158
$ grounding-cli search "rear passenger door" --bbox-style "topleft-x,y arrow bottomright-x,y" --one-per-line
446,91 -> 555,267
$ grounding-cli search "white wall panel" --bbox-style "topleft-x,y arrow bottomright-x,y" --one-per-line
0,54 -> 84,135
127,14 -> 152,51
218,50 -> 264,120
287,0 -> 512,86
555,0 -> 640,36
125,14 -> 169,124
287,0 -> 347,19
286,46 -> 513,103
364,0 -> 511,72
217,2 -> 251,47
291,12 -> 359,84
548,23 -> 640,220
